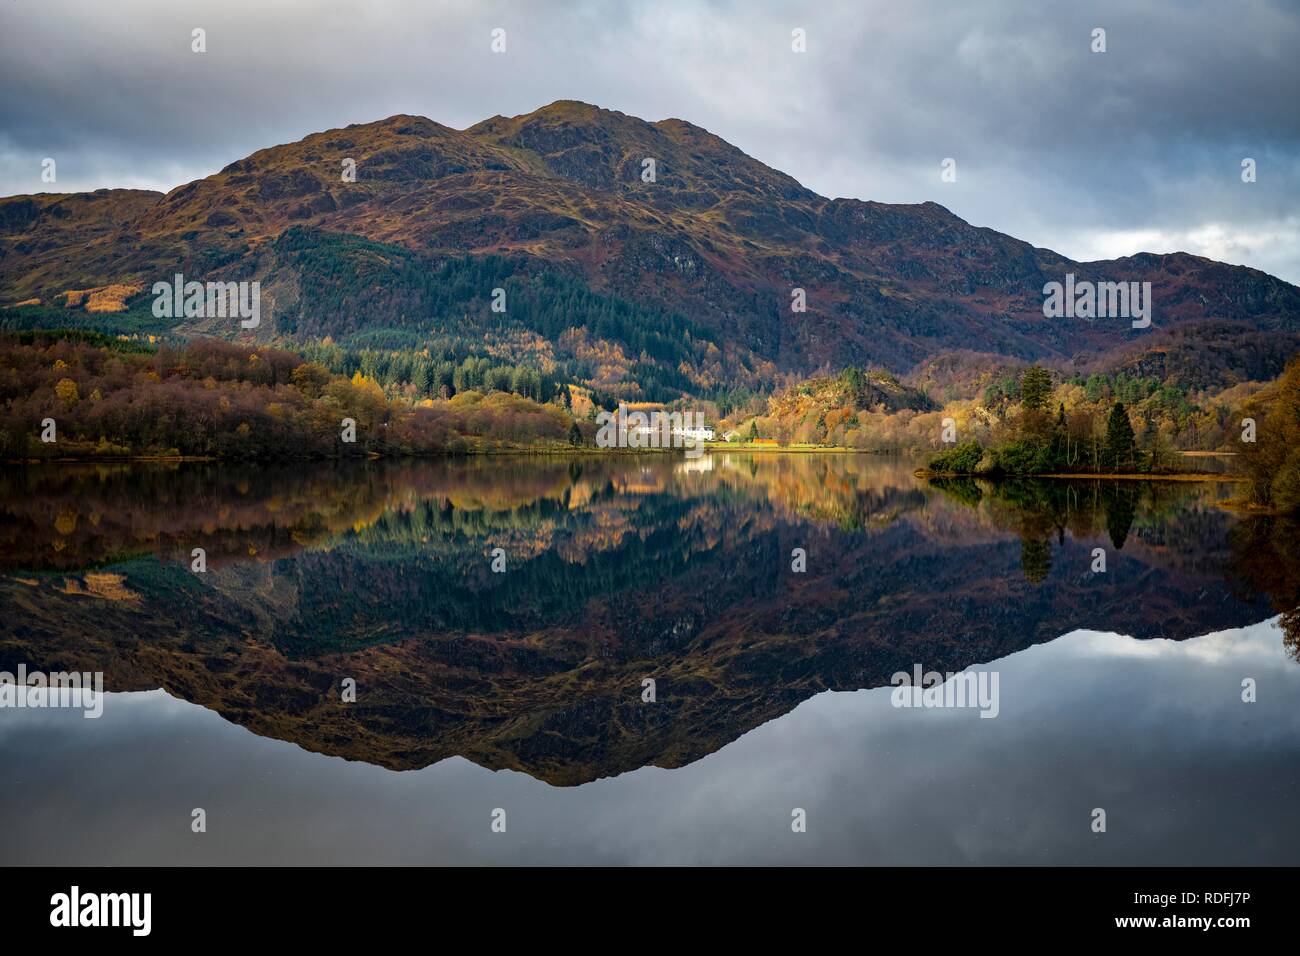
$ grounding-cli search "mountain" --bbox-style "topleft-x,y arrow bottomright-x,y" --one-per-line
3,101 -> 1298,397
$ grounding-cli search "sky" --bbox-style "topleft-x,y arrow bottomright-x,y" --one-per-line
2,0 -> 1297,282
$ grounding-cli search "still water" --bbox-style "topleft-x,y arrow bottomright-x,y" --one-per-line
1,453 -> 1297,864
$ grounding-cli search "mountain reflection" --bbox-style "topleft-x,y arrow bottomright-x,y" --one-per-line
0,454 -> 1286,785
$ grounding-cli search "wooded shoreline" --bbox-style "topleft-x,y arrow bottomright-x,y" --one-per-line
914,468 -> 1244,482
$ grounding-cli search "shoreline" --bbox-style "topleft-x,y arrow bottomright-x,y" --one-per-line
915,468 -> 1244,482
0,445 -> 881,464
0,448 -> 1246,471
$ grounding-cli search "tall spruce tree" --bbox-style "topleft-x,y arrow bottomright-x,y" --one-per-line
1020,366 -> 1053,411
1104,402 -> 1136,472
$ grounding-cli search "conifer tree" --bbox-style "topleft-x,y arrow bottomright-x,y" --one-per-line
1104,402 -> 1136,472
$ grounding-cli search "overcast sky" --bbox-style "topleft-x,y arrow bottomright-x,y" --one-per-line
2,0 -> 1296,282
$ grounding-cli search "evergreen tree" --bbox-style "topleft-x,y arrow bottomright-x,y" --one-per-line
1104,402 -> 1136,472
1050,402 -> 1068,463
1020,366 -> 1053,411
410,358 -> 431,396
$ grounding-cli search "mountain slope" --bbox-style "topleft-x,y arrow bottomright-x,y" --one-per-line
2,101 -> 1297,390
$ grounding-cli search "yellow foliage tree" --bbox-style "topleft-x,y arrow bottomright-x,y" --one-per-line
55,377 -> 79,404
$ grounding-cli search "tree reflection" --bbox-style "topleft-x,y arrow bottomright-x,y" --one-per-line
1229,515 -> 1300,661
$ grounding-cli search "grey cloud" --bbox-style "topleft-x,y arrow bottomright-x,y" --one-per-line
1,0 -> 1296,280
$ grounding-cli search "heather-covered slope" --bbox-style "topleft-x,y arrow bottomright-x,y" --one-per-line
2,101 -> 1298,388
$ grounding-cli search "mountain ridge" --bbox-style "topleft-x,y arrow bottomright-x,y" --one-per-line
2,100 -> 1297,395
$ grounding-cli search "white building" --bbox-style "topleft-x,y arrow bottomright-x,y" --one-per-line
672,424 -> 715,442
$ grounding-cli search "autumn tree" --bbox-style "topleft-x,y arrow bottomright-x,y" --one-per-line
55,378 -> 79,404
291,363 -> 331,398
1242,357 -> 1300,512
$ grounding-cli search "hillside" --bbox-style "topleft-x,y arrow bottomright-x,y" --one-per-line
0,332 -> 578,460
2,101 -> 1298,401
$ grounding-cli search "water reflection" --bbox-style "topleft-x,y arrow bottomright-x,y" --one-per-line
0,454 -> 1291,790
2,618 -> 1295,865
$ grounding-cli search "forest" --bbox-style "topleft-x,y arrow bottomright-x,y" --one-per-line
5,323 -> 1298,520
727,357 -> 1281,471
925,365 -> 1167,476
918,359 -> 1300,516
0,332 -> 576,459
270,228 -> 718,401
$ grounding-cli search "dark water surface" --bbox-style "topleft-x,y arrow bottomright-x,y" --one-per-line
1,454 -> 1297,864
